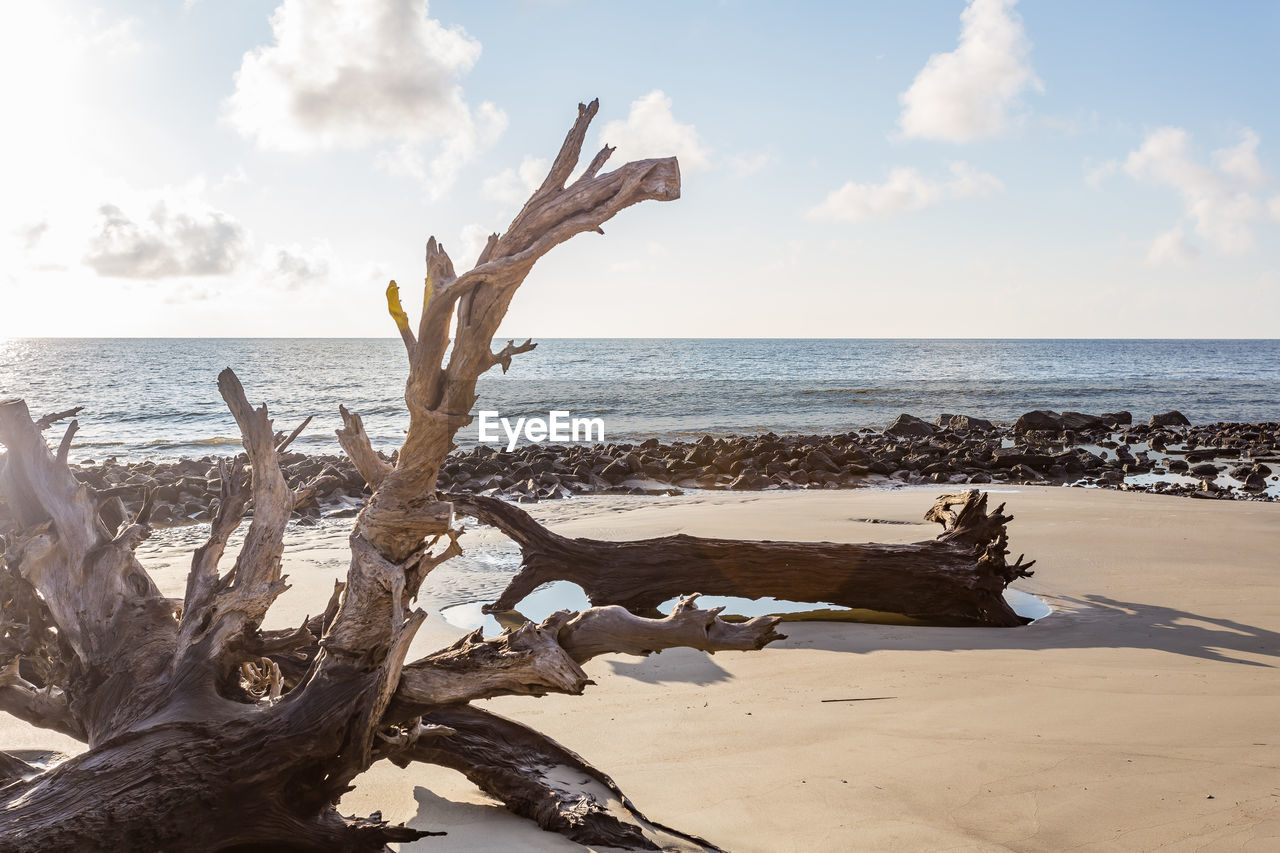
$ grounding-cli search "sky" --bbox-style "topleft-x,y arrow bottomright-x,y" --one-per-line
1,0 -> 1278,339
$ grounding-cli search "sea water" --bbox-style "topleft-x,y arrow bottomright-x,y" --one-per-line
3,338 -> 1276,461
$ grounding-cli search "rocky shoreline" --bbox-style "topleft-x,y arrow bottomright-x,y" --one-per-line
30,410 -> 1280,530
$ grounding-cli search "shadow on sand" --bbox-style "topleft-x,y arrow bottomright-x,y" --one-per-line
604,648 -> 735,685
597,591 -> 1280,688
402,785 -> 580,851
782,591 -> 1280,667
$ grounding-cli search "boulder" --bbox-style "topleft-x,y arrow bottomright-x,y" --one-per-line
804,449 -> 839,472
884,413 -> 936,439
936,414 -> 996,432
1007,464 -> 1041,481
599,459 -> 631,484
1059,412 -> 1107,431
1100,411 -> 1133,426
1150,410 -> 1191,428
1013,411 -> 1062,433
1014,410 -> 1109,434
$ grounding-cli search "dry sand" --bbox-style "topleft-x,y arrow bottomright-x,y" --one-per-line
5,486 -> 1278,851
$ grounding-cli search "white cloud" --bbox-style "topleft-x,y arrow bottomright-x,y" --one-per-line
1039,110 -> 1100,136
224,0 -> 503,196
1123,126 -> 1270,260
599,90 -> 711,172
1084,159 -> 1119,189
898,0 -> 1041,142
481,155 -> 550,205
259,241 -> 332,290
1212,129 -> 1267,187
1146,227 -> 1198,266
726,150 -> 772,176
13,220 -> 49,251
458,223 -> 495,268
83,196 -> 247,279
85,12 -> 141,56
809,162 -> 1002,222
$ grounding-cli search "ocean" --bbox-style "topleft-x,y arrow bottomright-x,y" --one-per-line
2,338 -> 1277,461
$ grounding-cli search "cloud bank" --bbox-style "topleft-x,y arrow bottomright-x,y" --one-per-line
599,91 -> 711,172
83,198 -> 247,279
482,155 -> 551,206
810,162 -> 1002,222
898,0 -> 1041,142
1121,126 -> 1271,263
224,0 -> 502,195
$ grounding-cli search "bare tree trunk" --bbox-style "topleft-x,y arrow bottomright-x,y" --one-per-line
449,490 -> 1036,627
0,101 -> 789,850
0,98 -> 1037,850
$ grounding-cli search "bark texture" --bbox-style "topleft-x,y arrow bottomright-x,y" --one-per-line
0,101 -> 777,850
0,98 -> 1037,851
450,489 -> 1036,627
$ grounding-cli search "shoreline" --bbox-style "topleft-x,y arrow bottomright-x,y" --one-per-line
25,411 -> 1276,540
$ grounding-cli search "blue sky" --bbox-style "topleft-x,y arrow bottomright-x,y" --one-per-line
2,0 -> 1278,337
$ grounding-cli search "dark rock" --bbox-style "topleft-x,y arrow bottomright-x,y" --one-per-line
1014,410 -> 1109,434
884,414 -> 936,438
599,459 -> 631,484
804,449 -> 839,472
1242,472 -> 1268,491
1100,411 -> 1133,426
1150,410 -> 1191,428
992,447 -> 1056,470
936,414 -> 996,432
1014,411 -> 1061,433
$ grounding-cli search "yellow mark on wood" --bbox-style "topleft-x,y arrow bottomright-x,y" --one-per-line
423,273 -> 434,312
386,280 -> 410,332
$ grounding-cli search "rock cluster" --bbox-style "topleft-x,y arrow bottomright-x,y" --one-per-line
6,412 -> 1274,532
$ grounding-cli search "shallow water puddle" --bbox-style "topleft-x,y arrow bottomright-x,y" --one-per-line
440,580 -> 1052,636
1003,588 -> 1053,621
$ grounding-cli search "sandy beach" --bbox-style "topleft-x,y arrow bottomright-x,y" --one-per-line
5,486 -> 1277,850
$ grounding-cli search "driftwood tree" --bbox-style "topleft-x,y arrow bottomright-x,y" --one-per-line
0,101 -> 788,851
0,100 -> 1040,851
448,490 -> 1036,627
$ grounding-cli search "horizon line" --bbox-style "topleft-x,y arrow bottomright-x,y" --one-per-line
4,336 -> 1280,343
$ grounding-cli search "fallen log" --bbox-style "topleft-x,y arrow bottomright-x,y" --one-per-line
450,489 -> 1037,627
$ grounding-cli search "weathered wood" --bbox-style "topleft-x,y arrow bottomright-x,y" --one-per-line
394,705 -> 726,852
0,396 -> 178,745
389,599 -> 782,712
0,101 -> 751,850
0,94 -> 1046,849
0,717 -> 436,852
450,489 -> 1036,627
